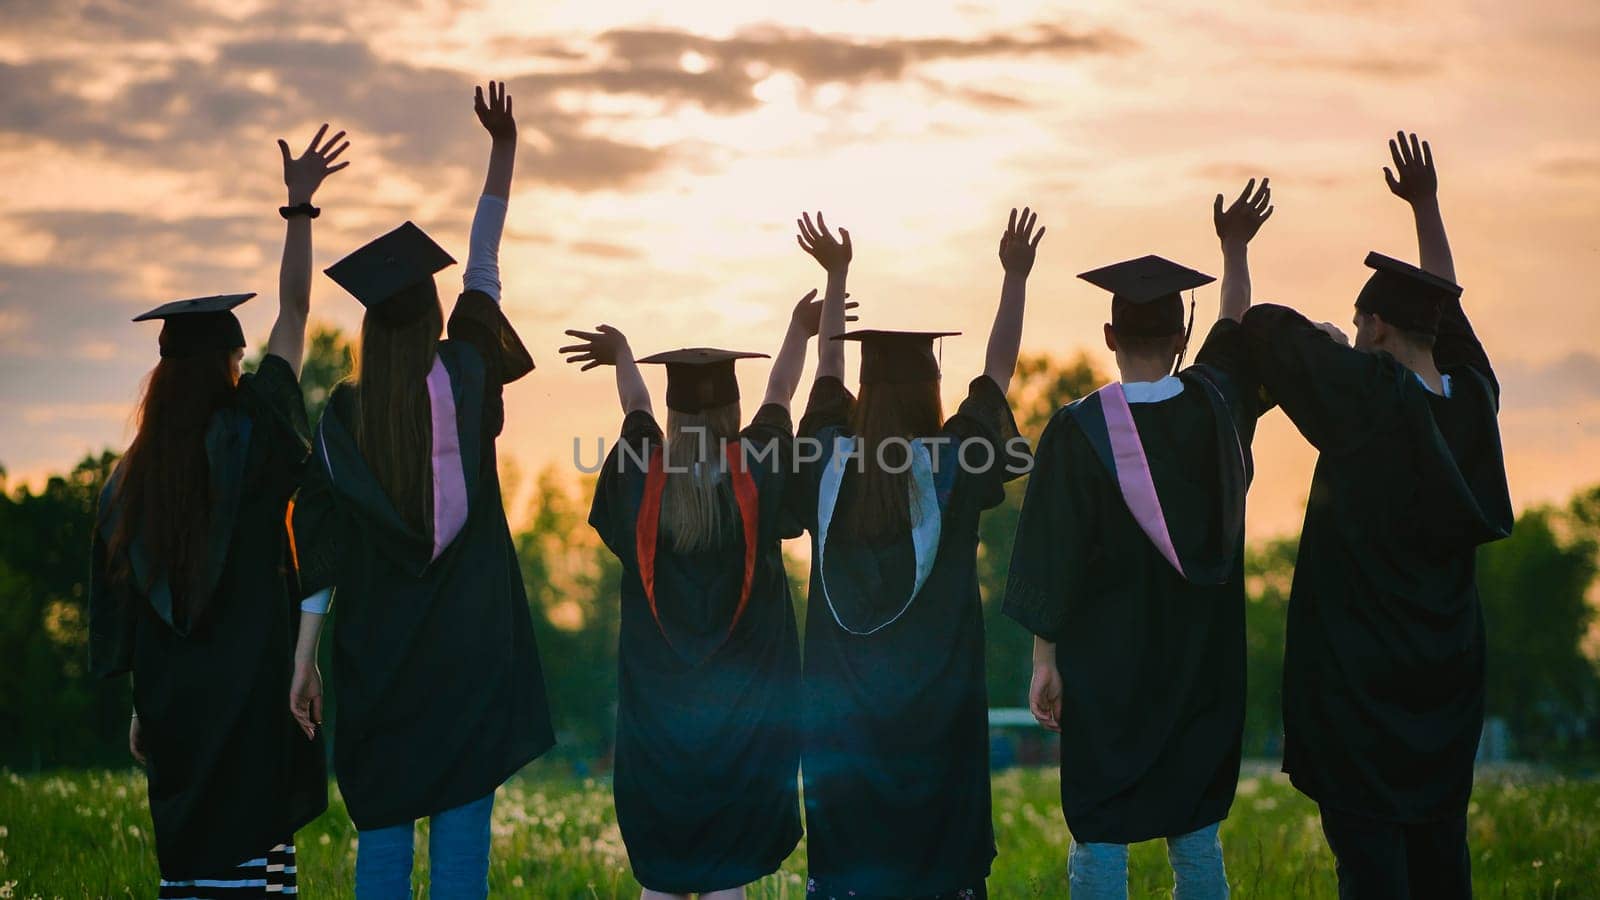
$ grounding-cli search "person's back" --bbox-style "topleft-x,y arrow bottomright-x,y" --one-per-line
1240,297 -> 1510,822
289,82 -> 555,900
568,329 -> 812,897
88,125 -> 346,896
1005,182 -> 1273,900
1231,131 -> 1511,900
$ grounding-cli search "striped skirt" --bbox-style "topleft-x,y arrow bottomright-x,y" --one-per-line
158,841 -> 297,898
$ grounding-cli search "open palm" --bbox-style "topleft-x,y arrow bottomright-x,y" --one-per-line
277,124 -> 349,205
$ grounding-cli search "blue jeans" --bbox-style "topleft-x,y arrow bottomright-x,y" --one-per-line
1068,821 -> 1228,900
355,791 -> 496,900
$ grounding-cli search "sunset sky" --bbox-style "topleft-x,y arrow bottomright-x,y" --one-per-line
1,0 -> 1596,537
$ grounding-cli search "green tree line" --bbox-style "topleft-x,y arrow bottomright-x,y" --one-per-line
2,326 -> 1596,770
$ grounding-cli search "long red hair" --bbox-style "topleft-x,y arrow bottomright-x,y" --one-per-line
108,350 -> 239,620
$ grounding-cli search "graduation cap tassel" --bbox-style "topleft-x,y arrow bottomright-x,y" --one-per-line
1171,291 -> 1197,376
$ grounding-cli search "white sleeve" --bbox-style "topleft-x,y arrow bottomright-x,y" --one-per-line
300,588 -> 332,616
463,194 -> 509,304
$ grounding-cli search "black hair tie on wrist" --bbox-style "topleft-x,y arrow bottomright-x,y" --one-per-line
279,202 -> 321,219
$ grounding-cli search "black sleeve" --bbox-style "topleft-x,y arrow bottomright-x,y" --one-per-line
291,435 -> 344,597
447,291 -> 535,385
944,374 -> 1029,512
1238,303 -> 1399,454
586,411 -> 661,560
1001,414 -> 1089,641
238,353 -> 312,470
797,376 -> 855,439
448,290 -> 535,442
741,403 -> 803,539
87,525 -> 135,679
743,402 -> 794,443
1434,294 -> 1499,404
1195,317 -> 1273,421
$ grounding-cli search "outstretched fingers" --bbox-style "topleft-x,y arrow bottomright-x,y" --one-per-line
304,123 -> 328,156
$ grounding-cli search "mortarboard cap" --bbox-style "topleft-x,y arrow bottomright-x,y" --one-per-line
1078,255 -> 1215,337
325,222 -> 455,325
133,293 -> 254,358
832,329 -> 959,385
637,347 -> 769,413
1355,252 -> 1462,336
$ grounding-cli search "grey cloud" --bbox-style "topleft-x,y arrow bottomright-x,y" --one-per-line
1,20 -> 1127,193
1277,54 -> 1443,80
1498,353 -> 1600,410
1538,157 -> 1600,180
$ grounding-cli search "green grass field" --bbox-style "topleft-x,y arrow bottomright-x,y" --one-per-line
0,765 -> 1595,898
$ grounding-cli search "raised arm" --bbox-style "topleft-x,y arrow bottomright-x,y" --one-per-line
795,211 -> 852,382
561,325 -> 652,417
765,289 -> 859,408
268,125 -> 349,376
1213,177 -> 1273,323
1384,130 -> 1454,283
1384,132 -> 1495,388
465,81 -> 516,304
985,206 -> 1045,393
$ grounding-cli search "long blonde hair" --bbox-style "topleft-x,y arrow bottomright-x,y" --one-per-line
660,401 -> 742,553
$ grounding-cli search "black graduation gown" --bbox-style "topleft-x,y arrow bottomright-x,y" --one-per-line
1235,301 -> 1513,824
88,353 -> 328,880
587,404 -> 803,893
292,291 -> 555,830
1002,321 -> 1263,844
791,375 -> 1025,897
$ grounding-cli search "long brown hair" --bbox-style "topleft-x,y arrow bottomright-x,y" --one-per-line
660,400 -> 741,553
354,279 -> 444,534
840,379 -> 944,543
108,349 -> 240,619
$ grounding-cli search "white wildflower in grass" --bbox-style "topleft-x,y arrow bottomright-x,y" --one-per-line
1252,797 -> 1278,812
512,876 -> 524,888
0,879 -> 17,899
127,825 -> 141,838
0,824 -> 8,838
1532,859 -> 1545,869
1236,777 -> 1261,796
318,834 -> 332,846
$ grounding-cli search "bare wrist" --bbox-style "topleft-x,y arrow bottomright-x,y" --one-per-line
1409,196 -> 1441,216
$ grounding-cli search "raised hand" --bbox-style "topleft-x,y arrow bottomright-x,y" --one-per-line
1384,131 -> 1437,205
999,206 -> 1046,277
796,211 -> 852,275
1314,321 -> 1351,346
791,289 -> 859,337
277,124 -> 350,205
561,325 -> 632,371
475,80 -> 516,142
1214,177 -> 1273,248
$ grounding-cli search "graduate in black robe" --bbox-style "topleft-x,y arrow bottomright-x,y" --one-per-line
563,290 -> 850,897
1233,134 -> 1512,899
88,126 -> 348,895
288,84 -> 554,895
786,210 -> 1040,899
1002,180 -> 1274,896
